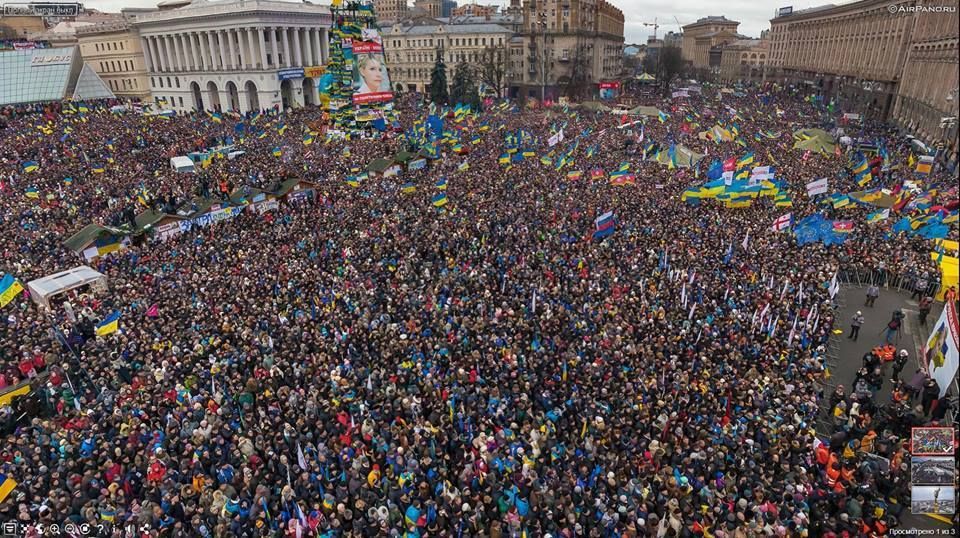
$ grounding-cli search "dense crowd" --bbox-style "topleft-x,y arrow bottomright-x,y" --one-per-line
0,86 -> 957,537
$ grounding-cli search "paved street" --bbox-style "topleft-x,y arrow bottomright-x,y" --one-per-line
831,285 -> 952,531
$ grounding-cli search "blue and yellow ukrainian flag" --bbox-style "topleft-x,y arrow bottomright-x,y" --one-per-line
658,110 -> 669,123
64,177 -> 74,186
22,160 -> 39,173
0,474 -> 17,503
91,164 -> 105,174
435,177 -> 448,190
303,133 -> 315,145
856,170 -> 872,187
95,311 -> 121,336
276,122 -> 287,135
458,161 -> 470,172
0,274 -> 25,308
736,152 -> 755,168
432,193 -> 448,207
345,176 -> 360,188
401,183 -> 416,194
24,187 -> 40,199
272,147 -> 282,157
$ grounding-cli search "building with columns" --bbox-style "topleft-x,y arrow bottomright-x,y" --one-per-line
133,0 -> 332,113
768,0 -> 959,161
716,38 -> 769,84
75,20 -> 151,99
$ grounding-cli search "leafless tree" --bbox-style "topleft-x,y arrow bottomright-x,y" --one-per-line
476,44 -> 509,99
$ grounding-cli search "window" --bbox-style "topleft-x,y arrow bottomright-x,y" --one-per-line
166,76 -> 171,87
151,77 -> 156,87
179,97 -> 184,107
175,77 -> 180,88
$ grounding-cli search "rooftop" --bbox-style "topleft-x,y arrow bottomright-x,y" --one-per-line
683,15 -> 739,28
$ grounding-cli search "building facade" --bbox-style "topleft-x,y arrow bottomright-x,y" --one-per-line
134,0 -> 332,113
385,22 -> 514,93
373,0 -> 408,24
514,0 -> 624,100
717,38 -> 769,83
75,20 -> 151,99
0,45 -> 115,106
452,4 -> 497,17
680,16 -> 739,67
891,1 -> 959,154
768,0 -> 959,161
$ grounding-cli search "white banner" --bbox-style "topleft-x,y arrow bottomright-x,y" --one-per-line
924,301 -> 959,397
806,177 -> 828,196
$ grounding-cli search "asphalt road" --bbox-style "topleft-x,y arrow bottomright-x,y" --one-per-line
831,285 -> 954,531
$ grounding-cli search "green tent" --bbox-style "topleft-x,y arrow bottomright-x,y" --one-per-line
649,145 -> 704,168
792,128 -> 836,154
393,151 -> 417,163
367,158 -> 394,173
629,105 -> 662,117
64,223 -> 127,253
635,73 -> 656,82
577,101 -> 612,112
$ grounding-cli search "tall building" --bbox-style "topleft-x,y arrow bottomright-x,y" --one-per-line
442,0 -> 457,17
385,21 -> 514,93
414,0 -> 442,18
662,30 -> 682,48
373,0 -> 408,24
680,16 -> 740,68
133,0 -> 332,113
75,20 -> 151,99
514,0 -> 624,100
768,0 -> 959,162
452,4 -> 497,17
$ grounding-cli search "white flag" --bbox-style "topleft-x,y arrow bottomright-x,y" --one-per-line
741,230 -> 750,250
297,443 -> 307,471
828,272 -> 839,299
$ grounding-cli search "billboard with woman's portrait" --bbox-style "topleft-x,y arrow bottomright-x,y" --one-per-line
352,28 -> 393,104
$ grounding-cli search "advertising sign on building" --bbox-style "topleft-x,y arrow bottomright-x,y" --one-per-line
31,50 -> 72,66
351,28 -> 393,104
777,6 -> 793,17
277,67 -> 305,81
304,65 -> 326,78
3,2 -> 80,16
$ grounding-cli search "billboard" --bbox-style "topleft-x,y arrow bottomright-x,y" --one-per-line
352,28 -> 392,104
277,67 -> 304,81
777,6 -> 793,17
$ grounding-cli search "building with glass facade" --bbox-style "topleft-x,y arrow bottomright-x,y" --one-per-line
0,45 -> 115,106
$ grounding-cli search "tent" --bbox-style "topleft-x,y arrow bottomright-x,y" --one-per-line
367,158 -> 395,173
64,223 -> 130,261
26,266 -> 107,310
577,101 -> 612,112
698,125 -> 734,142
635,73 -> 656,82
649,145 -> 704,168
792,128 -> 836,154
849,190 -> 896,208
629,105 -> 662,117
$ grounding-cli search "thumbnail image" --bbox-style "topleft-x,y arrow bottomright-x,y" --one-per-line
912,456 -> 956,485
911,427 -> 955,456
911,486 -> 956,515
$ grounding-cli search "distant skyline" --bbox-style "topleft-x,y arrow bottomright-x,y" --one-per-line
79,0 -> 828,42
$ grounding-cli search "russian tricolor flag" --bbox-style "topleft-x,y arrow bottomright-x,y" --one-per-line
593,211 -> 615,240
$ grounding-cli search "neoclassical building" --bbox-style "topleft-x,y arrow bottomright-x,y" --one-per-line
768,0 -> 959,161
134,0 -> 332,113
76,19 -> 151,99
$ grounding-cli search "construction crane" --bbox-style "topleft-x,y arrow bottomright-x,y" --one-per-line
642,17 -> 659,41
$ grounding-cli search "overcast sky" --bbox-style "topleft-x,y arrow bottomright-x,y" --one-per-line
80,0 -> 813,43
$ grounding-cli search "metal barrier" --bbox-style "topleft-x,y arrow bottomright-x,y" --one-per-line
837,266 -> 943,299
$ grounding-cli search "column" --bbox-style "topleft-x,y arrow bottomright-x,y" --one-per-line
191,33 -> 202,70
258,27 -> 268,69
206,31 -> 218,70
281,27 -> 292,68
164,36 -> 177,71
310,28 -> 321,66
141,37 -> 154,72
292,27 -> 303,67
269,27 -> 278,68
228,29 -> 238,69
151,37 -> 165,72
218,30 -> 229,70
320,28 -> 329,64
173,35 -> 184,71
238,28 -> 249,69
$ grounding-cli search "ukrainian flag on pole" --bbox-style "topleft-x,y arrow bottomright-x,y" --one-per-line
95,311 -> 121,336
0,274 -> 24,308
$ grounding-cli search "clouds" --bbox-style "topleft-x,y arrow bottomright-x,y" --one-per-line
82,0 -> 775,45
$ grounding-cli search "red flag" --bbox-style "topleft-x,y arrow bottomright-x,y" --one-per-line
722,158 -> 736,171
146,304 -> 159,317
